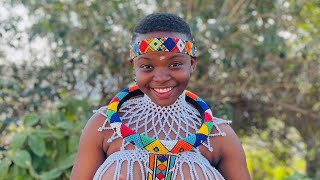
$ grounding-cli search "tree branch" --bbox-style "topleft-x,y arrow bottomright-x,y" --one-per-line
275,102 -> 318,120
228,0 -> 247,23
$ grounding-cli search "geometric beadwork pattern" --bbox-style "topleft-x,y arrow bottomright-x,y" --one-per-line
129,37 -> 196,60
106,85 -> 215,180
147,154 -> 176,180
106,85 -> 214,154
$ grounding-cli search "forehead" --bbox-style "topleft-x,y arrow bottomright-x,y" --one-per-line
134,32 -> 188,43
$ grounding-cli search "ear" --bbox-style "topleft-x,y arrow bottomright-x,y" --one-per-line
130,58 -> 134,66
190,56 -> 197,72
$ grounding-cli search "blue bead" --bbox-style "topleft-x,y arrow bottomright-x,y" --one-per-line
116,92 -> 128,100
194,134 -> 208,147
122,87 -> 129,92
163,38 -> 176,51
183,134 -> 196,146
197,101 -> 209,111
125,134 -> 144,149
158,155 -> 168,162
110,113 -> 121,123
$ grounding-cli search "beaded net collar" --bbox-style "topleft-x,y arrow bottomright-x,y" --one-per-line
106,85 -> 214,154
103,85 -> 220,180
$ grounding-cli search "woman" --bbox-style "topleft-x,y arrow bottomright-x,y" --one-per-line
71,13 -> 251,180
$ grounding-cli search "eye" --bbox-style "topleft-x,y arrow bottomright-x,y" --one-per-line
140,64 -> 153,70
170,62 -> 182,68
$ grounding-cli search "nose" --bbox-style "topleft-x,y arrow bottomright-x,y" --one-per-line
153,68 -> 171,82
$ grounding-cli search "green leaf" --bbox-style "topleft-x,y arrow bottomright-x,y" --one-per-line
9,165 -> 29,179
9,150 -> 32,169
56,121 -> 74,130
68,135 -> 79,152
51,130 -> 65,139
66,111 -> 76,121
57,153 -> 77,170
0,158 -> 11,177
23,113 -> 40,127
28,134 -> 46,157
9,133 -> 27,149
33,129 -> 49,138
64,169 -> 72,179
286,172 -> 312,180
39,168 -> 62,180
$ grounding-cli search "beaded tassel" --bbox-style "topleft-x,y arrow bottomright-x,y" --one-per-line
147,153 -> 177,180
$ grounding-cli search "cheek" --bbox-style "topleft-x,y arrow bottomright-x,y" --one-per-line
134,68 -> 142,80
135,69 -> 146,78
174,71 -> 191,85
180,67 -> 192,80
134,71 -> 149,89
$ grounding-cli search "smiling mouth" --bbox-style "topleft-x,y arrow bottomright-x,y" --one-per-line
153,87 -> 173,93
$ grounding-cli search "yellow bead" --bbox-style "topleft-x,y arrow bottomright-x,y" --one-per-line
145,140 -> 169,154
107,102 -> 119,112
197,124 -> 209,136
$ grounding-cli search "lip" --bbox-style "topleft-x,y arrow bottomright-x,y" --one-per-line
151,86 -> 175,98
153,87 -> 173,93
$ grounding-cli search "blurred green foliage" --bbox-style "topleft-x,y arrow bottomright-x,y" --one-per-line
0,95 -> 91,179
0,0 -> 319,179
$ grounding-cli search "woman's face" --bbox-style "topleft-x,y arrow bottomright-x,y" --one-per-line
132,32 -> 197,106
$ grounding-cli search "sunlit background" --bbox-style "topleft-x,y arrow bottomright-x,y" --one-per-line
0,0 -> 319,179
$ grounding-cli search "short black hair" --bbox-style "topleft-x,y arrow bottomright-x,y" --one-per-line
132,13 -> 193,42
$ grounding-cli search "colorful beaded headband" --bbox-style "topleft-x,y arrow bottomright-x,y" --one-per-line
129,37 -> 196,60
106,85 -> 214,155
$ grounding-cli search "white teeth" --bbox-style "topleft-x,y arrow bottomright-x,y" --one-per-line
154,87 -> 173,93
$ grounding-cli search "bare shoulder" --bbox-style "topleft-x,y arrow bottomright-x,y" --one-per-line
208,123 -> 251,180
70,112 -> 113,179
204,123 -> 239,162
213,123 -> 240,146
212,124 -> 243,158
81,113 -> 111,147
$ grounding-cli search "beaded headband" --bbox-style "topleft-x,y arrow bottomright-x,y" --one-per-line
129,37 -> 196,60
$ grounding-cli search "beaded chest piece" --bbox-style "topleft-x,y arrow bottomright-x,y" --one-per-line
106,85 -> 215,180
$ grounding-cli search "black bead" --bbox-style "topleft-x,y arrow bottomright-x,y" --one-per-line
153,147 -> 159,152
